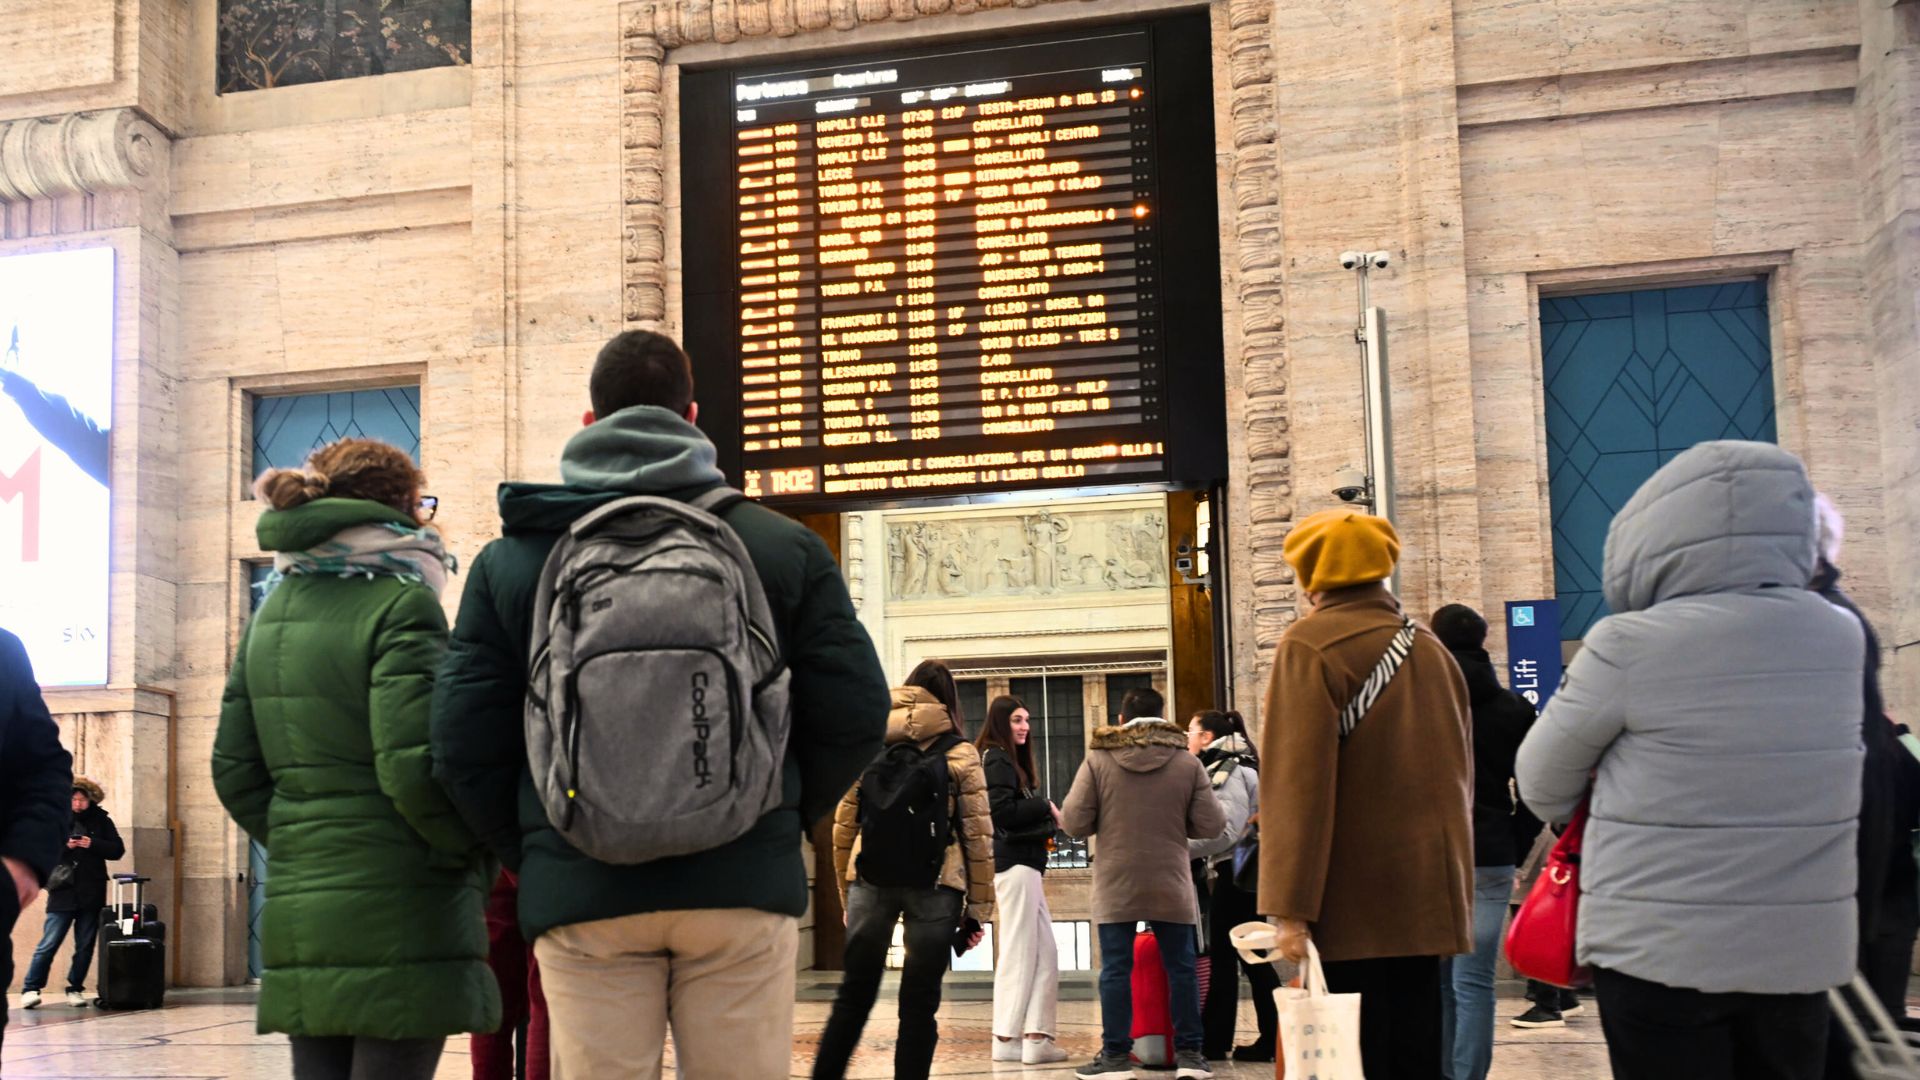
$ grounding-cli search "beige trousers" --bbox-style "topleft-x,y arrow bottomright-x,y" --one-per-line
535,908 -> 798,1080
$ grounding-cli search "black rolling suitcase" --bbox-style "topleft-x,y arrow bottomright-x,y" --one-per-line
95,873 -> 166,1010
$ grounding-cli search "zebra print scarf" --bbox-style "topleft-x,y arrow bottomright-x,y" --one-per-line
1336,616 -> 1418,742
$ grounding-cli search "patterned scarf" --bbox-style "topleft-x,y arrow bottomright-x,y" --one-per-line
265,523 -> 456,597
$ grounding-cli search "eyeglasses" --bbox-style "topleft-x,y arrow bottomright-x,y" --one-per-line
417,495 -> 439,521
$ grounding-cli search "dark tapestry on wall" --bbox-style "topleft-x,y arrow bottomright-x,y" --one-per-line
217,0 -> 470,94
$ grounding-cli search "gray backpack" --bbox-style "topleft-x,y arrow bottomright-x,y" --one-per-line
524,488 -> 791,864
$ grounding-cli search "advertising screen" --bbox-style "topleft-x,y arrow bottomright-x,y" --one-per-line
0,247 -> 114,686
681,15 -> 1223,508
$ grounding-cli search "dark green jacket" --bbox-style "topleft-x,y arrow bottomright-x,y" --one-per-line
429,407 -> 891,941
213,499 -> 500,1038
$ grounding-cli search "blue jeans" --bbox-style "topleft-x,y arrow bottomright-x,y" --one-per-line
1440,867 -> 1514,1080
23,908 -> 101,993
1097,921 -> 1203,1057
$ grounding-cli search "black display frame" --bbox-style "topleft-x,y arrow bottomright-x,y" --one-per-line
680,12 -> 1225,511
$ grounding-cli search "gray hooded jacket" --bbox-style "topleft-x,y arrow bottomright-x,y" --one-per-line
1515,440 -> 1864,994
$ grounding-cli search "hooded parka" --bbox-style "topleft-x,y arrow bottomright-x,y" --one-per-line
833,687 -> 996,923
1060,719 -> 1226,925
213,498 -> 501,1039
1516,440 -> 1866,995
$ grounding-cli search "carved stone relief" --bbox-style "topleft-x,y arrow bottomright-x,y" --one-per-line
886,508 -> 1166,601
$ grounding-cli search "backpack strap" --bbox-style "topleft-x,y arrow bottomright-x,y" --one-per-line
689,486 -> 747,517
1337,617 -> 1419,742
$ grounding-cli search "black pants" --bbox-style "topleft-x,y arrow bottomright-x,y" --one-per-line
1320,955 -> 1444,1080
289,1036 -> 445,1080
1202,873 -> 1279,1056
1,882 -> 17,1057
1595,967 -> 1828,1080
813,882 -> 962,1080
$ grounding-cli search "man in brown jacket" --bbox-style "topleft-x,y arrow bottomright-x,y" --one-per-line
1257,508 -> 1473,1080
1061,687 -> 1226,1080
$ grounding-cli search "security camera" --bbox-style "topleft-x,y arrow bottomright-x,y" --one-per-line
1339,251 -> 1363,270
1332,468 -> 1371,505
1366,251 -> 1391,269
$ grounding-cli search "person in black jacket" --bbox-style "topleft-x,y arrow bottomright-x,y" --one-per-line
1431,604 -> 1537,1080
19,775 -> 123,1009
1814,496 -> 1920,1077
1,628 -> 73,1053
977,694 -> 1067,1066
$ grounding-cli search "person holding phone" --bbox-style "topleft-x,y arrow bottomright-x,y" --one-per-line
816,660 -> 996,1080
19,777 -> 123,1009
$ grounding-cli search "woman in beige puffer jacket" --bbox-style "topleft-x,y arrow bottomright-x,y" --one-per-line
816,661 -> 994,1080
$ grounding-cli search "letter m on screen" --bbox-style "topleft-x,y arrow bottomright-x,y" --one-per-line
0,448 -> 42,562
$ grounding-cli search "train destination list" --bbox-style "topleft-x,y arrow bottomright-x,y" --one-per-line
728,34 -> 1169,503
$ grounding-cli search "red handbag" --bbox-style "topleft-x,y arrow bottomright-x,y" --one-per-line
1505,800 -> 1592,988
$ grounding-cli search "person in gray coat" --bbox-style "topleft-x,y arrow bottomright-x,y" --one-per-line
1516,440 -> 1865,1080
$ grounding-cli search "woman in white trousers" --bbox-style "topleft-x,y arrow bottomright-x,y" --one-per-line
977,695 -> 1066,1065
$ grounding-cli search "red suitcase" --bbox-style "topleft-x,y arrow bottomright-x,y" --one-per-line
1130,928 -> 1175,1067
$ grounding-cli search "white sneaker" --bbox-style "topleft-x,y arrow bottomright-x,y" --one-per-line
20,990 -> 41,1009
1024,1038 -> 1069,1065
993,1038 -> 1023,1063
67,990 -> 89,1007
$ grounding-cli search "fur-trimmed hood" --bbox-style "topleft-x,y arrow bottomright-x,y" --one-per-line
71,776 -> 105,805
1090,718 -> 1187,773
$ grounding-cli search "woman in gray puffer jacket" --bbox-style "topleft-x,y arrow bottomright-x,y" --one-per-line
1516,440 -> 1864,1080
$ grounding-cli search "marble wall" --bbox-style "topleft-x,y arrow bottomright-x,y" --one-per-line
1,0 -> 1915,986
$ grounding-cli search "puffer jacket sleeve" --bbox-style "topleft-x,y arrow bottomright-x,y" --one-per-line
784,529 -> 891,829
213,625 -> 274,846
430,546 -> 527,868
1258,634 -> 1342,923
1516,619 -> 1629,824
1185,757 -> 1228,842
950,742 -> 996,922
1059,757 -> 1100,839
831,780 -> 862,908
1190,763 -> 1252,861
370,585 -> 476,855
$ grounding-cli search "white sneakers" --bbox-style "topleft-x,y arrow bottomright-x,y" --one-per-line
1023,1038 -> 1068,1065
996,1037 -> 1069,1066
67,990 -> 89,1007
20,989 -> 41,1009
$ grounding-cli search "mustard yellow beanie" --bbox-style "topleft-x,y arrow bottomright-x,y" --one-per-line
1283,509 -> 1401,593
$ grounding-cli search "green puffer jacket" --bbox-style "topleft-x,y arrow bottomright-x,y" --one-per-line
213,499 -> 501,1039
429,406 -> 891,941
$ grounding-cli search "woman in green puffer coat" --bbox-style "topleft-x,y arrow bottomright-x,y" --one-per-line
213,438 -> 500,1080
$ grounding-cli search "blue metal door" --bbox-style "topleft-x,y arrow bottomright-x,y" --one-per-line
1542,282 -> 1775,639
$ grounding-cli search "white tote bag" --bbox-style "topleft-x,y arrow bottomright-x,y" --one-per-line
1274,939 -> 1365,1080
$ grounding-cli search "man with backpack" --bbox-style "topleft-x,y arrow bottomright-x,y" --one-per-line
1257,509 -> 1473,1080
1061,687 -> 1226,1080
429,330 -> 891,1080
815,659 -> 994,1080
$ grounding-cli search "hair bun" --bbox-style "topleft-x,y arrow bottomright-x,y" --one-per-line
254,467 -> 331,510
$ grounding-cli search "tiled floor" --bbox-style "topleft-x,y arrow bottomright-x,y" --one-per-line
2,983 -> 1611,1078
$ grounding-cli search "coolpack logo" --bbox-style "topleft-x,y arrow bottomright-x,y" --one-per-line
691,671 -> 714,789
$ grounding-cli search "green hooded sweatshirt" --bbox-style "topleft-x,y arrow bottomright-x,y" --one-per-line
213,498 -> 501,1039
428,406 -> 890,940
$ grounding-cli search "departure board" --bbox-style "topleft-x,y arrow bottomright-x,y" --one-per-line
682,19 -> 1224,508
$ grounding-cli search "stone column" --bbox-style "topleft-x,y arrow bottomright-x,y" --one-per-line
1856,2 -> 1920,718
1,107 -> 183,985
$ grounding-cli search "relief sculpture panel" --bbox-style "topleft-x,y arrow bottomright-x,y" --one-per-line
886,508 -> 1166,601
